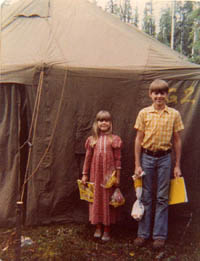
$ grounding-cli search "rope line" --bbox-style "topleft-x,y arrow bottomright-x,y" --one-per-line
20,69 -> 68,202
20,70 -> 44,150
20,69 -> 44,201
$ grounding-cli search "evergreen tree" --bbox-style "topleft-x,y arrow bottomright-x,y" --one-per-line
133,5 -> 139,27
157,7 -> 171,47
190,3 -> 200,64
142,1 -> 155,36
102,0 -> 139,27
120,0 -> 133,23
175,1 -> 193,56
157,1 -> 200,64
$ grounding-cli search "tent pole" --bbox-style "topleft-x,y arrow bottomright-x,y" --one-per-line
15,201 -> 23,261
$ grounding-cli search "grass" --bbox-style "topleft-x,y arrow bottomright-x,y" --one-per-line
0,210 -> 200,261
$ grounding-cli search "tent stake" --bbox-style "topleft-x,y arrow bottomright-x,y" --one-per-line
15,201 -> 23,261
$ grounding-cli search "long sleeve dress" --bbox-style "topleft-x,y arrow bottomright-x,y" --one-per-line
82,133 -> 122,226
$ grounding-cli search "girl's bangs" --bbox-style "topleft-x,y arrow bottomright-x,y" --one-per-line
96,113 -> 111,121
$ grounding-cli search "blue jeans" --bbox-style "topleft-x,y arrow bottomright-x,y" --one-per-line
138,153 -> 171,240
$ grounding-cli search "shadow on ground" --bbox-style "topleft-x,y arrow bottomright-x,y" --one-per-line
0,209 -> 200,261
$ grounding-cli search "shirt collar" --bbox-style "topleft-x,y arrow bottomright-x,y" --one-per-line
149,105 -> 169,113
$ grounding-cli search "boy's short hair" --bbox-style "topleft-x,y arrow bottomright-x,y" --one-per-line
149,79 -> 169,93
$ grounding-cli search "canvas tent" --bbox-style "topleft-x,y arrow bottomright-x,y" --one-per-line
0,0 -> 200,227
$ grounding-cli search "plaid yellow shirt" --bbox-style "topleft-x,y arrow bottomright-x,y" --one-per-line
134,105 -> 184,151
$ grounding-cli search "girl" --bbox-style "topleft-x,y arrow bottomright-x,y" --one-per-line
82,110 -> 122,241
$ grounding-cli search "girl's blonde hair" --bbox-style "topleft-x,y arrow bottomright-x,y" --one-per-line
91,110 -> 113,147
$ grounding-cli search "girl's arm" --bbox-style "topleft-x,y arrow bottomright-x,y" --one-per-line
82,174 -> 88,184
113,137 -> 122,186
82,138 -> 93,184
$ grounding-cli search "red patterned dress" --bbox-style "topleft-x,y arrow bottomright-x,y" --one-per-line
82,133 -> 122,226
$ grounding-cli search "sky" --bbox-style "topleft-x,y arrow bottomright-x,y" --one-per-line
0,0 -> 8,5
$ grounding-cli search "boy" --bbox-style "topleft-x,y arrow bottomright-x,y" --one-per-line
134,79 -> 184,249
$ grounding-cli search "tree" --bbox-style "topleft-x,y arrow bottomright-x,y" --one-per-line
101,0 -> 140,27
105,0 -> 120,15
104,0 -> 133,23
157,7 -> 171,47
190,3 -> 200,64
133,5 -> 139,27
119,0 -> 133,23
142,1 -> 155,36
175,1 -> 193,56
157,1 -> 200,64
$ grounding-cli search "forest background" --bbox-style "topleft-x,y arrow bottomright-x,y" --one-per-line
89,0 -> 200,64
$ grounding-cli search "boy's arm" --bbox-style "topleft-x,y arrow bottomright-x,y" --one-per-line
134,130 -> 144,177
173,131 -> 182,178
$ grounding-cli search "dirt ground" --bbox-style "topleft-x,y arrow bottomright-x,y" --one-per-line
0,209 -> 199,261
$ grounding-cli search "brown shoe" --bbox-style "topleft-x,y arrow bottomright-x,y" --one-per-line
134,237 -> 147,247
153,239 -> 165,249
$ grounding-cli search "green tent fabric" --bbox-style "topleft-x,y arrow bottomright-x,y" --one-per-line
0,0 -> 200,226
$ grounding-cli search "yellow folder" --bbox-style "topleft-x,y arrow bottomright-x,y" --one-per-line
168,177 -> 188,205
77,179 -> 94,203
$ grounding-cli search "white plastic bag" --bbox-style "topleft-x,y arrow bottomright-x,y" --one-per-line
131,172 -> 145,221
131,197 -> 144,221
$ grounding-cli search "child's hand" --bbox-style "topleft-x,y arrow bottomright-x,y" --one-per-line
134,166 -> 143,178
82,174 -> 88,185
174,166 -> 182,178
